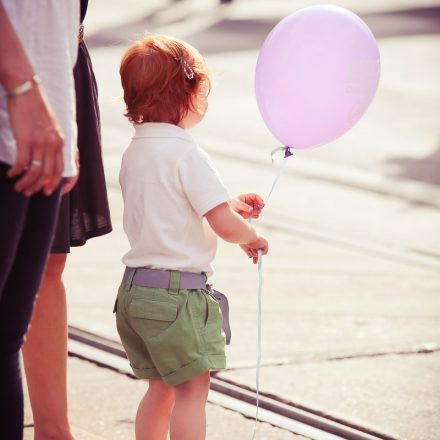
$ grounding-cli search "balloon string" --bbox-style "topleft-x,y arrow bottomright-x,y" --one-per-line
251,248 -> 263,440
266,156 -> 289,203
251,146 -> 292,439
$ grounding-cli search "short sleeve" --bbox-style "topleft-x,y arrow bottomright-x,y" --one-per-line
178,146 -> 230,217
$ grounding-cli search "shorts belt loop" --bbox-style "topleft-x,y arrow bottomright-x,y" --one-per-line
169,270 -> 180,295
127,268 -> 137,288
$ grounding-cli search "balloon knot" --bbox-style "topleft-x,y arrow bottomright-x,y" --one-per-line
284,146 -> 293,158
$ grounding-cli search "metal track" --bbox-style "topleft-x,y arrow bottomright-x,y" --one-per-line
68,326 -> 398,440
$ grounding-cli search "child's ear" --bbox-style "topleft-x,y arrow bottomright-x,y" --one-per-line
193,86 -> 208,115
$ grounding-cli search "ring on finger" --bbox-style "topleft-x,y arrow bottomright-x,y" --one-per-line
30,159 -> 43,168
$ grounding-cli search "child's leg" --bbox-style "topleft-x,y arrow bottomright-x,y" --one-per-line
170,371 -> 211,440
136,378 -> 175,440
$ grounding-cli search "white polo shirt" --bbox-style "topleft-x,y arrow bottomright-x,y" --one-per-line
0,0 -> 79,177
119,123 -> 230,277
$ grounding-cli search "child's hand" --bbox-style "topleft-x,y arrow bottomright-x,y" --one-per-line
240,235 -> 269,264
230,193 -> 265,220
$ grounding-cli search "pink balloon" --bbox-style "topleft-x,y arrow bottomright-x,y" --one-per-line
255,5 -> 380,149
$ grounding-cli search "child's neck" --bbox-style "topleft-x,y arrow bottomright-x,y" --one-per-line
178,109 -> 203,130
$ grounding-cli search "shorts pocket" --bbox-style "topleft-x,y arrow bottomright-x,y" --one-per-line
128,298 -> 178,339
201,294 -> 225,354
129,299 -> 177,321
189,290 -> 210,329
204,296 -> 222,333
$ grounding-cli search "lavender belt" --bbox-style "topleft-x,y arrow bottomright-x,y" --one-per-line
122,267 -> 231,344
122,267 -> 207,289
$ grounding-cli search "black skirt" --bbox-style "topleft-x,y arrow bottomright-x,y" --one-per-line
51,37 -> 112,253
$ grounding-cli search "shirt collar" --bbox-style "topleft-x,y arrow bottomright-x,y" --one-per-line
133,122 -> 193,143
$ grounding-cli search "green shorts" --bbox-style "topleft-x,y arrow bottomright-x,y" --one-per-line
114,279 -> 226,386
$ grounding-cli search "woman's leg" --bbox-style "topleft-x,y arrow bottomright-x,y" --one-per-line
22,253 -> 73,440
0,165 -> 61,439
135,378 -> 175,440
0,166 -> 28,439
170,372 -> 211,440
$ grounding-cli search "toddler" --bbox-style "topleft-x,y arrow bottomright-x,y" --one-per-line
115,34 -> 268,440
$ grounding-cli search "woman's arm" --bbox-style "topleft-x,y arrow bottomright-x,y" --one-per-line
0,3 -> 64,196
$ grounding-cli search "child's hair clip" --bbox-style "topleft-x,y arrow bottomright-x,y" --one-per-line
182,59 -> 195,80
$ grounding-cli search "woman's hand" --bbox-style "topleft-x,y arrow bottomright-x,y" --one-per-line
230,193 -> 265,220
7,86 -> 65,196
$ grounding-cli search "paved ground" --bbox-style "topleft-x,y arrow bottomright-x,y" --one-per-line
23,357 -> 305,440
23,1 -> 440,439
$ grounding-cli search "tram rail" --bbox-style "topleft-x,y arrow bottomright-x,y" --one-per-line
68,326 -> 398,440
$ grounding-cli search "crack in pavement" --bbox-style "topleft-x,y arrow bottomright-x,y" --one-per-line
225,342 -> 440,369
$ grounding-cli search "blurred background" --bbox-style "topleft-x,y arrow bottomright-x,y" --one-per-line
25,1 -> 440,439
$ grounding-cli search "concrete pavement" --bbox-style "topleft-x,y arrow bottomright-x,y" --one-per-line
23,356 -> 305,440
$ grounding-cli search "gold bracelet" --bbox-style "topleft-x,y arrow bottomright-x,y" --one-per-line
7,74 -> 41,99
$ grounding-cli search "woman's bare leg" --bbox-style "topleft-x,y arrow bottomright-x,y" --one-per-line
170,372 -> 210,440
135,378 -> 175,440
22,253 -> 74,440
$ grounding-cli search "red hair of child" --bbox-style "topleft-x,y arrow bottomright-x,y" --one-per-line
120,34 -> 211,125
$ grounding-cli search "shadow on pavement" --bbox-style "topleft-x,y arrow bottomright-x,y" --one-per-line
188,6 -> 440,54
87,5 -> 440,51
387,141 -> 440,187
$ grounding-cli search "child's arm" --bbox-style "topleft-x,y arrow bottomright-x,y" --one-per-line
205,202 -> 269,263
